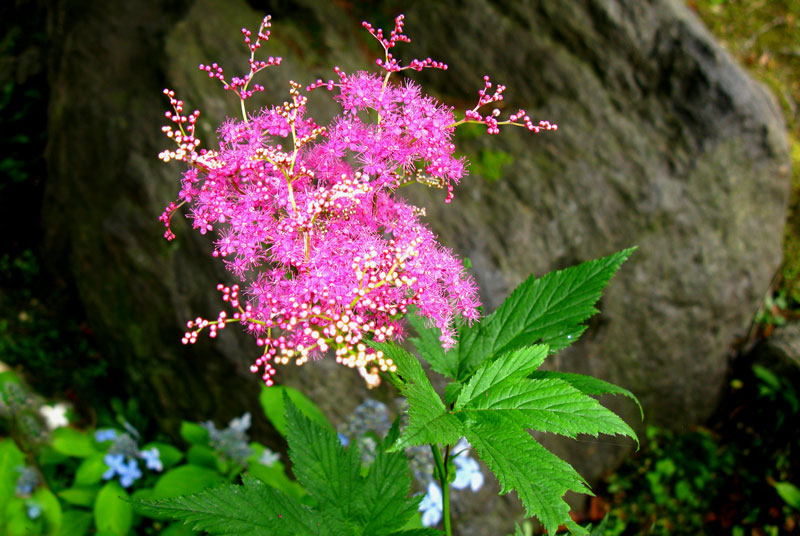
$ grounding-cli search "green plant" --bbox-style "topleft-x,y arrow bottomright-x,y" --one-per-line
0,370 -> 300,536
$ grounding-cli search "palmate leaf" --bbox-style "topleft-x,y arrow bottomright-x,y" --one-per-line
453,345 -> 548,410
371,341 -> 464,450
457,378 -> 637,444
452,248 -> 635,381
134,475 -> 320,536
137,396 -> 434,536
446,346 -> 637,533
406,307 -> 455,378
463,413 -> 591,536
528,370 -> 643,419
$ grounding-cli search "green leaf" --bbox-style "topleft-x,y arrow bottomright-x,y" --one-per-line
136,474 -> 320,536
406,307 -> 453,378
152,465 -> 226,500
459,378 -> 637,444
259,385 -> 332,438
55,510 -> 93,536
285,392 -> 361,517
141,442 -> 183,469
463,413 -> 590,536
0,438 -> 25,524
179,422 -> 209,446
529,370 -> 643,419
246,462 -> 306,500
138,393 -> 442,535
774,481 -> 800,511
50,428 -> 97,458
94,481 -> 133,536
389,530 -> 442,535
161,522 -> 197,536
33,487 -> 62,535
187,445 -> 222,471
453,248 -> 635,380
454,345 -> 548,410
74,453 -> 109,486
58,486 -> 98,507
358,449 -> 422,534
373,342 -> 463,450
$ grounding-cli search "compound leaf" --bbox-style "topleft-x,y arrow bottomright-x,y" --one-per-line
454,248 -> 635,380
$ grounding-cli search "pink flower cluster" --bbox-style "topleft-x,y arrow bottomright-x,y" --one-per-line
159,15 -> 555,387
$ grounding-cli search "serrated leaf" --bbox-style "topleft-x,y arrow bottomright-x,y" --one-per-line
285,392 -> 362,517
359,449 -> 422,534
454,345 -> 548,410
406,308 -> 455,378
390,530 -> 442,535
260,385 -> 332,438
152,465 -> 226,500
454,248 -> 635,380
460,378 -> 637,444
444,382 -> 462,405
136,475 -> 319,536
529,370 -> 643,419
372,342 -> 463,450
463,413 -> 590,536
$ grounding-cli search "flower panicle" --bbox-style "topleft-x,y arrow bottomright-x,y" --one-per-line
159,13 -> 556,388
198,15 -> 283,101
362,14 -> 447,73
460,75 -> 558,134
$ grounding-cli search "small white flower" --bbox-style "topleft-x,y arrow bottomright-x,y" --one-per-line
39,403 -> 69,429
451,455 -> 484,492
419,481 -> 443,527
258,448 -> 280,467
452,437 -> 471,456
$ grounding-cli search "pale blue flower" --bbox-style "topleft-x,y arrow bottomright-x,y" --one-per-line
26,501 -> 41,520
15,466 -> 40,497
102,453 -> 126,481
228,412 -> 251,434
452,455 -> 484,492
258,448 -> 280,467
337,432 -> 350,446
119,458 -> 142,488
102,453 -> 142,488
139,447 -> 163,472
419,481 -> 443,527
95,428 -> 117,442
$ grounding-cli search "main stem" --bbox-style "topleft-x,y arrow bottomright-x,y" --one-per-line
432,444 -> 453,536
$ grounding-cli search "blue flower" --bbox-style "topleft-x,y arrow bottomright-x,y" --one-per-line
95,428 -> 117,442
102,453 -> 126,481
419,481 -> 443,527
26,501 -> 41,520
139,447 -> 163,472
337,432 -> 350,447
102,453 -> 142,488
119,458 -> 142,488
451,455 -> 484,492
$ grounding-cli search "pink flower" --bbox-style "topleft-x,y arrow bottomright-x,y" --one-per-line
160,14 -> 555,387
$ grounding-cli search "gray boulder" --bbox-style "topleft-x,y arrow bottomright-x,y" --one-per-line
39,0 -> 789,527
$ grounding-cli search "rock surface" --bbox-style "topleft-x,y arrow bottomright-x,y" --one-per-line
38,0 -> 790,528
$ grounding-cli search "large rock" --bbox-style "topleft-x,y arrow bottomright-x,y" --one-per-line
39,0 -> 790,526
